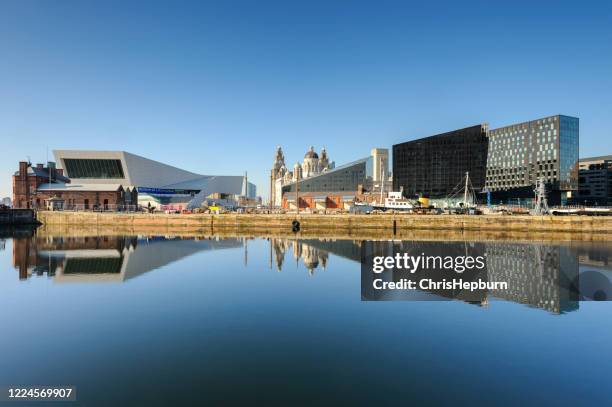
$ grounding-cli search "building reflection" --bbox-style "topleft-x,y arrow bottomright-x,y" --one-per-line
271,238 -> 590,314
269,238 -> 347,275
12,235 -> 242,283
573,241 -> 612,271
10,233 -> 609,313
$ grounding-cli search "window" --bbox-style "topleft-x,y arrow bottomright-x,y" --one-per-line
63,159 -> 125,179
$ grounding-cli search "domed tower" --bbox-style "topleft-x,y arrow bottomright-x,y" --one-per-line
302,146 -> 320,178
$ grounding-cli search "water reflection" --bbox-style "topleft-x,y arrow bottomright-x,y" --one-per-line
273,238 -> 611,314
13,235 -> 242,283
8,232 -> 612,314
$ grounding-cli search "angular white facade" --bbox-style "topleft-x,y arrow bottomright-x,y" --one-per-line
53,150 -> 256,208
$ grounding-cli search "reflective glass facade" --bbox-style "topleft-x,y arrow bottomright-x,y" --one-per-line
392,125 -> 489,198
282,158 -> 370,194
64,159 -> 125,179
559,116 -> 579,191
485,115 -> 579,201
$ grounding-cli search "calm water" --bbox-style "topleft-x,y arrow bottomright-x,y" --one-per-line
1,229 -> 612,406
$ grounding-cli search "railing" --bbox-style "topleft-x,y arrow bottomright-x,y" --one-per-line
549,205 -> 612,210
38,204 -> 141,212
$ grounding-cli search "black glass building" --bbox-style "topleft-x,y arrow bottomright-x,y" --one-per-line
392,125 -> 489,198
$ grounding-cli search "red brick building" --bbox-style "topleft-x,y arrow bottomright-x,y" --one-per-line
280,184 -> 385,211
282,191 -> 356,211
13,161 -> 136,210
13,161 -> 69,209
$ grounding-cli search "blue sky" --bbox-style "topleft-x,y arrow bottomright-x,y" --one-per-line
1,0 -> 611,199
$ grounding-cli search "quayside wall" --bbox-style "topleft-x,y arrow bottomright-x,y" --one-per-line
0,209 -> 38,225
36,211 -> 612,236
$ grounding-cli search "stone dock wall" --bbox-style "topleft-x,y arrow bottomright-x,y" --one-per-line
37,211 -> 612,236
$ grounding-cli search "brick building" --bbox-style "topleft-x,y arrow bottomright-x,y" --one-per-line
13,161 -> 69,209
283,191 -> 355,211
281,190 -> 389,211
35,183 -> 134,210
13,161 -> 136,210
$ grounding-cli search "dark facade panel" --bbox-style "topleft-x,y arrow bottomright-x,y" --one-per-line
392,125 -> 488,198
577,156 -> 612,206
64,159 -> 125,179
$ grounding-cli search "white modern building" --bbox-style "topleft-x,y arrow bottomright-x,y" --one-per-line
53,150 -> 256,210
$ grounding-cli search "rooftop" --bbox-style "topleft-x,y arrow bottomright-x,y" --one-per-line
37,183 -> 125,192
580,155 -> 612,162
14,165 -> 70,183
281,157 -> 369,187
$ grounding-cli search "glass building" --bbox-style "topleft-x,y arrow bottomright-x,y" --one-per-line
281,157 -> 372,194
485,115 -> 579,205
576,155 -> 612,206
392,125 -> 489,198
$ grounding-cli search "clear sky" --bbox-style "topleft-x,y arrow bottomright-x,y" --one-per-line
1,0 -> 611,199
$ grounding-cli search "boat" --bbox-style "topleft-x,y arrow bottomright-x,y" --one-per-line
443,172 -> 480,214
372,190 -> 416,211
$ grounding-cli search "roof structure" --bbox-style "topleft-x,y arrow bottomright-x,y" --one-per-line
52,150 -> 256,199
13,166 -> 70,183
37,183 -> 124,192
281,157 -> 370,188
580,155 -> 612,162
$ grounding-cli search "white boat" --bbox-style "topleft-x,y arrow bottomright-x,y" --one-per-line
373,191 -> 415,211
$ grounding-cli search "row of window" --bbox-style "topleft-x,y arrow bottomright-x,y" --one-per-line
64,159 -> 125,179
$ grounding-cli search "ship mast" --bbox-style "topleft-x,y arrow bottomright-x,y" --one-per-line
379,165 -> 385,204
463,172 -> 469,206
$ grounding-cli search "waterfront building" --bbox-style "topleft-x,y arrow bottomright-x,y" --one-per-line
371,148 -> 389,183
35,183 -> 135,211
271,146 -> 391,209
270,146 -> 335,207
272,147 -> 392,210
392,125 -> 489,198
1,197 -> 11,208
576,155 -> 612,206
52,150 -> 256,211
282,191 -> 358,211
485,115 -> 579,205
12,161 -> 70,209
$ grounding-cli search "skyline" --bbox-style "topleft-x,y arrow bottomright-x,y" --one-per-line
2,1 -> 612,199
